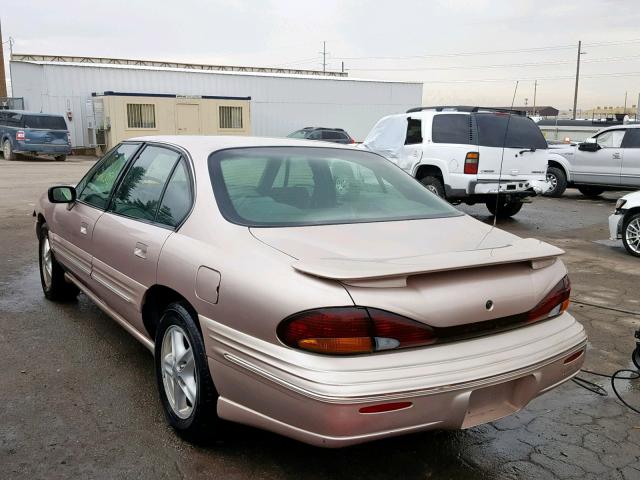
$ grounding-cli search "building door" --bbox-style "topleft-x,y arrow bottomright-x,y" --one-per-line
176,104 -> 200,135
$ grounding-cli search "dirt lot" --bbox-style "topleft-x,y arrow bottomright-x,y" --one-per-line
0,156 -> 638,480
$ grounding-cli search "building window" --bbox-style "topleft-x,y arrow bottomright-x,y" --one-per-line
126,104 -> 156,129
219,106 -> 243,129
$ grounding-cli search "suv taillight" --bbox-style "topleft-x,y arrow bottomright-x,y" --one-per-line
464,152 -> 479,174
67,132 -> 71,144
277,307 -> 436,355
16,130 -> 26,141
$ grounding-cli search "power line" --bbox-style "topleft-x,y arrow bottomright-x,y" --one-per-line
418,70 -> 640,84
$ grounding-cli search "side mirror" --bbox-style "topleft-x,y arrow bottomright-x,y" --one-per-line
48,186 -> 76,203
578,141 -> 600,152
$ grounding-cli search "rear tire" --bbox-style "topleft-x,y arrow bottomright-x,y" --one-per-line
577,185 -> 605,197
485,198 -> 523,218
54,155 -> 67,162
155,302 -> 220,442
544,166 -> 567,197
3,140 -> 16,161
39,223 -> 79,301
622,212 -> 640,258
419,176 -> 445,198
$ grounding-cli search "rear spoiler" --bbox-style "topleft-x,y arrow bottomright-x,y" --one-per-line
292,238 -> 564,287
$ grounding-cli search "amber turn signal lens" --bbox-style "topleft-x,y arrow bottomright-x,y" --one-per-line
298,337 -> 374,354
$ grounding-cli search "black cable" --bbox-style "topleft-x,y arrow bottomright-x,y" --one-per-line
572,376 -> 608,396
573,368 -> 640,414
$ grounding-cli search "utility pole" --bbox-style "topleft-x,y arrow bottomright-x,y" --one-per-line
572,40 -> 585,120
532,80 -> 538,116
624,91 -> 628,114
322,41 -> 326,73
0,19 -> 7,98
341,61 -> 344,74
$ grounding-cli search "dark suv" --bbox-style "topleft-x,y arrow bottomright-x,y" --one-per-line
287,127 -> 355,144
0,110 -> 72,161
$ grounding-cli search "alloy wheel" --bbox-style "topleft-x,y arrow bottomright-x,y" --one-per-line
546,172 -> 558,190
161,325 -> 197,419
41,236 -> 53,288
3,141 -> 9,159
625,218 -> 640,254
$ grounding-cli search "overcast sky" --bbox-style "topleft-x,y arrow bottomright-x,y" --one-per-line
3,0 -> 640,110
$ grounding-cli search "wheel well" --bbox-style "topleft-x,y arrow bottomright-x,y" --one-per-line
547,160 -> 567,177
624,207 -> 640,223
415,164 -> 444,182
141,285 -> 199,341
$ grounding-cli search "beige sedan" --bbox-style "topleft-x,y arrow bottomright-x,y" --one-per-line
35,136 -> 586,447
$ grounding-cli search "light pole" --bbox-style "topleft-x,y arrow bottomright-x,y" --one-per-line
572,41 -> 586,120
532,80 -> 538,116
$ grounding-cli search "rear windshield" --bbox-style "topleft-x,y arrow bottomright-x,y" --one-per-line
475,113 -> 547,149
208,147 -> 461,227
23,115 -> 67,130
287,130 -> 309,139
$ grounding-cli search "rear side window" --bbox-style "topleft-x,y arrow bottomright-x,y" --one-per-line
475,114 -> 547,149
23,115 -> 67,130
5,112 -> 23,127
405,119 -> 423,145
621,129 -> 640,148
156,159 -> 192,227
110,146 -> 181,222
432,114 -> 473,144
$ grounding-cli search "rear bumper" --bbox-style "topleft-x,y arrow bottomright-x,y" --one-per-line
15,142 -> 71,155
202,313 -> 587,447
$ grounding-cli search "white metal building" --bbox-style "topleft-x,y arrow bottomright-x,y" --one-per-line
10,57 -> 423,148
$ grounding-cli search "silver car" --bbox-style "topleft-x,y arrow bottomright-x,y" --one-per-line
35,136 -> 586,447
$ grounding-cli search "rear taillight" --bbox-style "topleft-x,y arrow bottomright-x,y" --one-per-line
16,130 -> 25,141
464,152 -> 479,174
527,275 -> 571,323
349,138 -> 355,144
67,132 -> 71,144
277,307 -> 436,355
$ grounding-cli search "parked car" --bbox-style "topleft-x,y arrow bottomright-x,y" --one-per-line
609,190 -> 640,257
546,125 -> 640,197
0,110 -> 72,161
361,106 -> 550,218
287,127 -> 355,144
35,136 -> 586,447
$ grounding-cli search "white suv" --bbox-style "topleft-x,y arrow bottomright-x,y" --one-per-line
362,106 -> 550,217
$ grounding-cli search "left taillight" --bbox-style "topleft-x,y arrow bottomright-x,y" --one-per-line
67,132 -> 71,144
277,307 -> 436,355
527,275 -> 571,323
16,130 -> 25,141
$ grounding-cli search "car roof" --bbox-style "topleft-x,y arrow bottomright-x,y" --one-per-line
1,110 -> 65,117
127,135 -> 359,156
594,123 -> 640,134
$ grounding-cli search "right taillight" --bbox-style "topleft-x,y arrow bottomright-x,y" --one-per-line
277,307 -> 436,355
527,275 -> 571,323
464,152 -> 479,174
16,130 -> 26,141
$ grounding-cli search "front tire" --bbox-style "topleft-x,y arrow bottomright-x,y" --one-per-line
577,185 -> 605,197
622,213 -> 640,258
485,198 -> 524,218
54,155 -> 67,162
419,176 -> 445,198
39,223 -> 79,301
3,140 -> 16,161
155,302 -> 219,442
545,166 -> 567,197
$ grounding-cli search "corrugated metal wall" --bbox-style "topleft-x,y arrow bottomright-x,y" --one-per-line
11,61 -> 423,147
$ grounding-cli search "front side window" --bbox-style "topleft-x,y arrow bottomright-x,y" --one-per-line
209,147 -> 461,227
287,130 -> 309,139
476,113 -> 547,149
596,130 -> 625,148
219,106 -> 243,129
77,143 -> 141,209
432,114 -> 472,144
126,104 -> 156,129
110,146 -> 181,222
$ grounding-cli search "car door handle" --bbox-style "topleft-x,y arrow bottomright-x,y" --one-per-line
134,242 -> 147,259
613,152 -> 622,159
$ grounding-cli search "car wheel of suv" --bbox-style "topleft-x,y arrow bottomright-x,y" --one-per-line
39,223 -> 79,301
622,213 -> 640,257
577,185 -> 605,197
155,302 -> 219,442
544,167 -> 567,197
3,140 -> 16,161
485,199 -> 523,218
420,176 -> 445,198
54,155 -> 67,162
